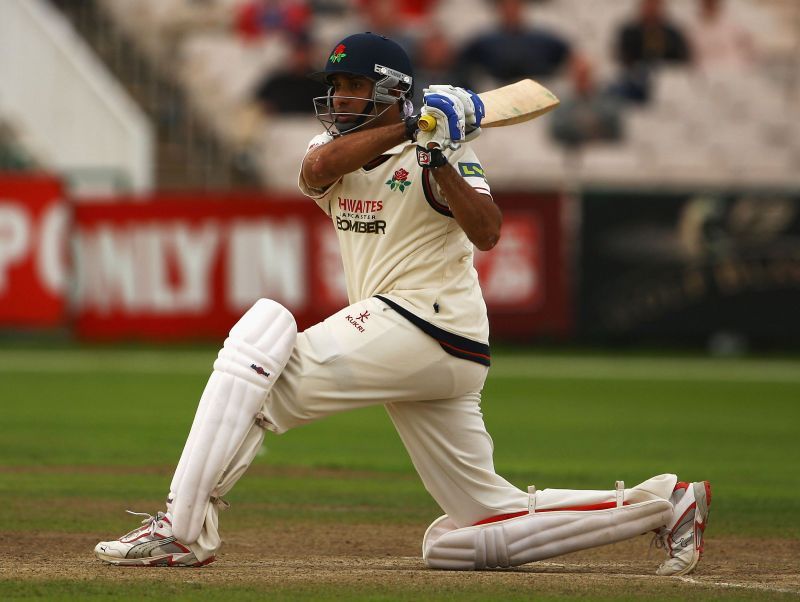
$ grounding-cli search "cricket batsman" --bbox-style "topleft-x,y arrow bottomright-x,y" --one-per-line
95,33 -> 711,575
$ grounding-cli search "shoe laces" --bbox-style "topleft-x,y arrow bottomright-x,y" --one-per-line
650,484 -> 690,556
124,510 -> 166,537
649,528 -> 669,558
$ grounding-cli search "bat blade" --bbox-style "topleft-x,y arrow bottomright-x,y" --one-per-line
417,79 -> 559,133
480,78 -> 560,128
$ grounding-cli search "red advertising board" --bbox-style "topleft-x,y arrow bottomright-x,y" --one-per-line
478,194 -> 571,340
73,193 -> 331,339
0,174 -> 67,328
71,191 -> 571,341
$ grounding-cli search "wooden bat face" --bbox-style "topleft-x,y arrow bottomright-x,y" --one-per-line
418,79 -> 560,132
480,78 -> 560,127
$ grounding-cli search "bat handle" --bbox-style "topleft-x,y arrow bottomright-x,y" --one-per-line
418,114 -> 436,132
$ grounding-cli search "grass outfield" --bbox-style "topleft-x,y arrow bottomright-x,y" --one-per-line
1,347 -> 799,600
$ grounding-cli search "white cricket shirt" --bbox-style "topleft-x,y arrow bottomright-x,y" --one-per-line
299,134 -> 493,365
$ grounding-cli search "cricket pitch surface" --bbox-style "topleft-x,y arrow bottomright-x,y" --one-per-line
3,526 -> 798,600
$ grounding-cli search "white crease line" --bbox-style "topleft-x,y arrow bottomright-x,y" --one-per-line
678,575 -> 799,595
350,562 -> 800,594
75,553 -> 800,593
580,572 -> 800,595
543,571 -> 800,595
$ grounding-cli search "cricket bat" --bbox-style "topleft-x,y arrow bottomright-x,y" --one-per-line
418,79 -> 559,132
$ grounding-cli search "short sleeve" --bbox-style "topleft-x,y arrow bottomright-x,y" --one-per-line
447,144 -> 492,198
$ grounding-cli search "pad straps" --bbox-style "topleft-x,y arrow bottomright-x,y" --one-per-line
527,480 -> 626,514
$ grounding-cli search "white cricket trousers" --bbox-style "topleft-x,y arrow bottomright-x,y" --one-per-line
186,297 -> 528,561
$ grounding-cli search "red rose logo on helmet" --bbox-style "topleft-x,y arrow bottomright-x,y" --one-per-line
329,44 -> 347,63
386,168 -> 412,193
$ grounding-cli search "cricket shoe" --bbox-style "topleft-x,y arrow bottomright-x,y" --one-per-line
654,481 -> 712,576
94,510 -> 214,567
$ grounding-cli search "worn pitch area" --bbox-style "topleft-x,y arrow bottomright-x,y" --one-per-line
2,526 -> 798,599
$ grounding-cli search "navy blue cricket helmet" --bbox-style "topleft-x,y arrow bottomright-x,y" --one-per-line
311,32 -> 414,135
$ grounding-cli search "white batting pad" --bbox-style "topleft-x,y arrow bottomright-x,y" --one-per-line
423,475 -> 676,570
531,474 -> 677,511
422,514 -> 459,559
170,299 -> 297,544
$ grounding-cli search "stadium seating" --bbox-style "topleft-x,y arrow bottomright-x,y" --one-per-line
48,0 -> 800,190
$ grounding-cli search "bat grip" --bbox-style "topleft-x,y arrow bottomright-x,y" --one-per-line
418,114 -> 436,132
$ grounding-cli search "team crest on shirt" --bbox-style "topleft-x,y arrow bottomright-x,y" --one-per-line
386,168 -> 412,193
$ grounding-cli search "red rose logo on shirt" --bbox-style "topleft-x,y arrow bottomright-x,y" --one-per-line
386,168 -> 412,193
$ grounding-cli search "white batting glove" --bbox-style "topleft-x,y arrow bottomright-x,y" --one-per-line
418,89 -> 465,150
426,85 -> 485,141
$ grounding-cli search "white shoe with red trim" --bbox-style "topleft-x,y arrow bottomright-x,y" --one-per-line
654,481 -> 712,576
94,510 -> 214,567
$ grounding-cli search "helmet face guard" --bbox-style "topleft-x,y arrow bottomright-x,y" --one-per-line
313,64 -> 412,135
310,33 -> 414,136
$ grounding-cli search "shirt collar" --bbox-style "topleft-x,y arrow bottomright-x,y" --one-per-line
382,140 -> 415,155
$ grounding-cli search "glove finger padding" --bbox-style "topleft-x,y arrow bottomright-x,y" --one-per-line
421,91 -> 465,148
462,127 -> 482,142
416,128 -> 457,151
427,85 -> 483,141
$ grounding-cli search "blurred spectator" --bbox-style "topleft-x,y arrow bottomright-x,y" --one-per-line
456,0 -> 572,90
252,34 -> 328,114
616,0 -> 692,68
688,0 -> 755,73
235,0 -> 311,42
355,0 -> 435,23
351,0 -> 419,55
411,26 -> 458,108
611,0 -> 691,104
550,56 -> 624,148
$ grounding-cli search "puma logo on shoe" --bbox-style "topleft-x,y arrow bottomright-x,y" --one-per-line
96,510 -> 211,567
127,537 -> 176,559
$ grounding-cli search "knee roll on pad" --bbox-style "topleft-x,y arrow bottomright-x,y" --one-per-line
424,501 -> 672,570
170,299 -> 297,544
423,475 -> 676,570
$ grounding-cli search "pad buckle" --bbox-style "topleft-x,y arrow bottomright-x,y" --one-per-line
615,481 -> 625,507
528,485 -> 537,514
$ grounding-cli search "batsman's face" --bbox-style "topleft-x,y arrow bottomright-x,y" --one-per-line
330,74 -> 374,123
